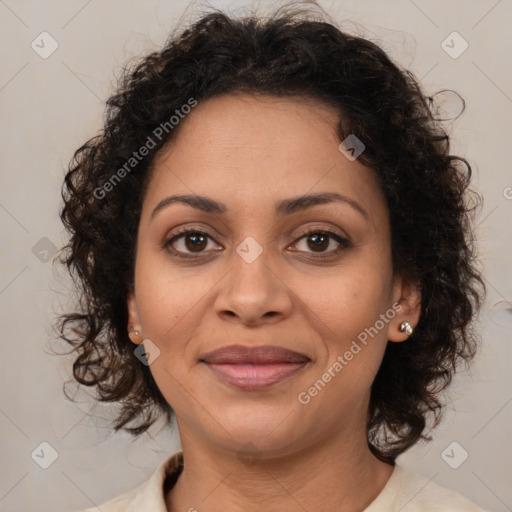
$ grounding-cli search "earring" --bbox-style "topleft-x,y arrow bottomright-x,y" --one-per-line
128,326 -> 140,336
399,321 -> 413,336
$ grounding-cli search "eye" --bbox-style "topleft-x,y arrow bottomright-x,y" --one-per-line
164,228 -> 221,258
163,227 -> 350,260
290,229 -> 350,258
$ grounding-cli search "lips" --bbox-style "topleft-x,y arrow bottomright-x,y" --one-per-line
200,345 -> 310,364
200,345 -> 310,390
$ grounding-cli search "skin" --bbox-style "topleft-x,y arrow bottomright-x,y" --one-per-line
127,93 -> 421,512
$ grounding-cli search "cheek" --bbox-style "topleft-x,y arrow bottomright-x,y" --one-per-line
304,265 -> 392,334
133,253 -> 214,373
134,274 -> 198,410
134,252 -> 204,338
302,263 -> 393,383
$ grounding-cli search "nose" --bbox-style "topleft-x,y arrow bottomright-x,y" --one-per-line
213,243 -> 293,326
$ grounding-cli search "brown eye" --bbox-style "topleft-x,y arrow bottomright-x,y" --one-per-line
305,233 -> 330,252
183,232 -> 208,252
291,230 -> 350,257
165,229 -> 219,257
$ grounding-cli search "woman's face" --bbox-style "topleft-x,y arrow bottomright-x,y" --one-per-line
127,93 -> 420,457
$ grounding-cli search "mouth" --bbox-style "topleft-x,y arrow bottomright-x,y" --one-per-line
200,344 -> 310,390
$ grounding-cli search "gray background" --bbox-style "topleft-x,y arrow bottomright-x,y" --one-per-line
0,0 -> 511,510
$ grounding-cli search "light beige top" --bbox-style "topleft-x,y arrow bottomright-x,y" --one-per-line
82,450 -> 488,511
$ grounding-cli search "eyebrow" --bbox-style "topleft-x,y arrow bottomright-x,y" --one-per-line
150,192 -> 369,220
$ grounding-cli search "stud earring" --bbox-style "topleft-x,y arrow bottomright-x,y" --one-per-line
128,326 -> 140,336
399,321 -> 413,336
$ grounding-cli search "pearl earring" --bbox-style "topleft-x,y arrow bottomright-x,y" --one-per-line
399,321 -> 413,336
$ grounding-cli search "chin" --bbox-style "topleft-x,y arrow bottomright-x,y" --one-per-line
204,410 -> 308,453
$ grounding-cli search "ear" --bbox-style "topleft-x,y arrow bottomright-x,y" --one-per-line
387,273 -> 422,343
127,289 -> 143,345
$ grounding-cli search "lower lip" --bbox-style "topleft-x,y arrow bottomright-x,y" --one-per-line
203,362 -> 309,390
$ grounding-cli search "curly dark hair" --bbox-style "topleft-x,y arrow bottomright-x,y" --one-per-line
54,3 -> 485,462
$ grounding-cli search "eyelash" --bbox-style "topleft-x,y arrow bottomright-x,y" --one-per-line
163,226 -> 351,260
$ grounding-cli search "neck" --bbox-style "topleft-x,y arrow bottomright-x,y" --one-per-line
165,426 -> 394,512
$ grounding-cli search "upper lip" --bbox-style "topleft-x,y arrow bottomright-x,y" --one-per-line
200,345 -> 310,364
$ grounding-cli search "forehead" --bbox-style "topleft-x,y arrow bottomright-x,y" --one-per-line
142,93 -> 386,223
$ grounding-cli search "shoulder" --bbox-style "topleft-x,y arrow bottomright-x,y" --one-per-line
379,463 -> 489,512
79,450 -> 183,512
81,482 -> 143,512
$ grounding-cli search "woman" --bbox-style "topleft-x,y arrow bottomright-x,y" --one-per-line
57,3 -> 487,511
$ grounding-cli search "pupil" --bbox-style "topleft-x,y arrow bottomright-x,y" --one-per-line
309,234 -> 327,251
186,233 -> 206,251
